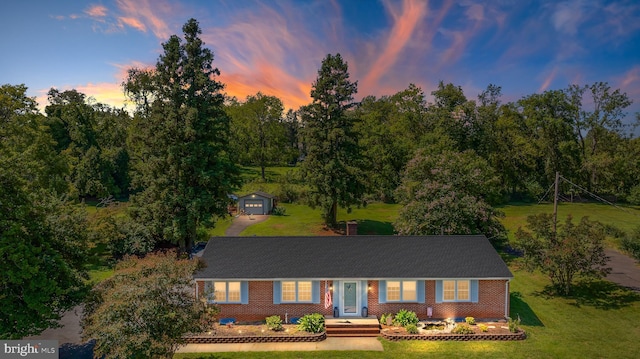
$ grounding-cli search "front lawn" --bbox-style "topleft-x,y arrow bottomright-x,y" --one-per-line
176,201 -> 640,358
175,269 -> 640,358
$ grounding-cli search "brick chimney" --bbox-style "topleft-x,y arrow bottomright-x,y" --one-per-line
346,221 -> 358,236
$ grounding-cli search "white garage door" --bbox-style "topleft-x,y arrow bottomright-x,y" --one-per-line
244,200 -> 264,214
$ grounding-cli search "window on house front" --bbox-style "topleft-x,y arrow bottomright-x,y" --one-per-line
214,281 -> 227,302
282,281 -> 296,302
442,280 -> 470,302
443,280 -> 455,301
457,280 -> 470,301
403,281 -> 417,301
210,281 -> 241,303
227,281 -> 241,302
386,280 -> 418,302
281,281 -> 312,302
387,281 -> 401,301
298,281 -> 312,302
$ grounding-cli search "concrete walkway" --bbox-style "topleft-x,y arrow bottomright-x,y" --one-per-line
176,337 -> 384,353
606,248 -> 640,292
225,214 -> 269,236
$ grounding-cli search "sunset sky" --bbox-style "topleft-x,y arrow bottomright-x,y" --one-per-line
2,0 -> 640,116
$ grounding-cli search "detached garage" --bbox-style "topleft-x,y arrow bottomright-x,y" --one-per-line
237,191 -> 276,215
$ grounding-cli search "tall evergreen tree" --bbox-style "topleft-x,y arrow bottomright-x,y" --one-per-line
127,19 -> 238,253
300,53 -> 366,227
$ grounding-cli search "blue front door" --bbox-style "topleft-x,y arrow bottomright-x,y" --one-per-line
343,282 -> 357,315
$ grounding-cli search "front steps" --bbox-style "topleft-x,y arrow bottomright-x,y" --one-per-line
325,317 -> 380,337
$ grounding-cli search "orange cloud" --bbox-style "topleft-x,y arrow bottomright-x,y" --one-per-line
35,82 -> 130,112
119,17 -> 146,33
85,4 -> 108,18
361,0 -> 427,92
115,0 -> 173,39
538,67 -> 558,92
438,28 -> 466,65
202,3 -> 324,110
221,60 -> 312,110
112,60 -> 155,81
616,66 -> 640,101
620,66 -> 640,89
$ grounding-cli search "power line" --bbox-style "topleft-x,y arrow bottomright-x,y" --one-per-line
538,182 -> 555,204
558,174 -> 640,218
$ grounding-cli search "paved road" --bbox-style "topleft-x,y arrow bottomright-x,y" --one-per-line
606,248 -> 640,292
23,305 -> 94,359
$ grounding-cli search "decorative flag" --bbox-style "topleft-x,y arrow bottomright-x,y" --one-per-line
324,281 -> 332,309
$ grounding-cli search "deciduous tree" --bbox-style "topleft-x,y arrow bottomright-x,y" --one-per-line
394,148 -> 506,244
354,84 -> 426,202
0,170 -> 88,338
227,92 -> 292,179
515,214 -> 610,295
82,252 -> 215,358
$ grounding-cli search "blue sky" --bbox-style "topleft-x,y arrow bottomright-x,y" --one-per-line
1,0 -> 639,118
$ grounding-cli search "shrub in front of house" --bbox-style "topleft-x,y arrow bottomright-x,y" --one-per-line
452,323 -> 474,334
508,316 -> 521,333
265,315 -> 283,331
405,323 -> 419,334
379,313 -> 392,325
465,316 -> 475,325
478,324 -> 489,332
297,313 -> 325,333
393,309 -> 419,327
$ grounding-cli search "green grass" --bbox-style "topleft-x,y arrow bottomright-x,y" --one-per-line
500,202 -> 640,234
175,270 -> 640,359
176,198 -> 640,358
499,202 -> 640,247
238,202 -> 401,236
240,203 -> 326,236
236,166 -> 301,196
207,215 -> 235,237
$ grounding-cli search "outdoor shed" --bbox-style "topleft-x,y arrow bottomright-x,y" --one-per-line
237,191 -> 276,215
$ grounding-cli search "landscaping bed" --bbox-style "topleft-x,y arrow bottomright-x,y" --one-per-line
185,321 -> 326,344
380,320 -> 526,341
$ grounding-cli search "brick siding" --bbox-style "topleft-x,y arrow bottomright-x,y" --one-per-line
366,280 -> 507,320
197,281 -> 333,322
196,279 -> 509,322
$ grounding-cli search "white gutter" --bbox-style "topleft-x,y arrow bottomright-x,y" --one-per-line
505,279 -> 510,318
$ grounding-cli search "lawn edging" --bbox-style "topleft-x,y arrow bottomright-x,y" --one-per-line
381,330 -> 526,341
184,331 -> 326,344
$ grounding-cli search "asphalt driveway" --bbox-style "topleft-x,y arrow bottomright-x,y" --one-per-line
224,214 -> 269,236
606,248 -> 640,292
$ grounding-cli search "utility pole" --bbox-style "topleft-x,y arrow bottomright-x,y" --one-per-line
553,171 -> 559,238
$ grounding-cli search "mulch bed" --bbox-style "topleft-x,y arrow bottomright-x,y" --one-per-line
184,322 -> 325,344
184,321 -> 526,344
214,322 -> 312,337
380,321 -> 526,341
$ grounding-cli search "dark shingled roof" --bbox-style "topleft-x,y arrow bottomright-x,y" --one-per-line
194,235 -> 512,280
237,191 -> 276,199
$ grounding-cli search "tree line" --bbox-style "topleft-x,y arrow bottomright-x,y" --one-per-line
3,16 -> 638,350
